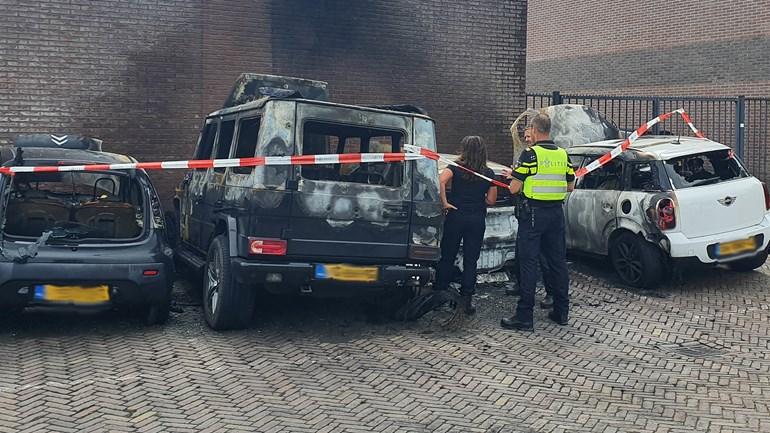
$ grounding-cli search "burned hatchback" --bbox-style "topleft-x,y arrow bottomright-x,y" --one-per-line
173,74 -> 442,330
0,135 -> 174,324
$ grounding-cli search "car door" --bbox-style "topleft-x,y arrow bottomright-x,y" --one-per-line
566,155 -> 623,254
184,120 -> 218,250
288,103 -> 412,261
200,116 -> 236,248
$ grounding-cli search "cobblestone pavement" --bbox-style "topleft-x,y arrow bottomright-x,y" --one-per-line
1,258 -> 770,433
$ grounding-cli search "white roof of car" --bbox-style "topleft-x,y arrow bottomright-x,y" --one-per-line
572,136 -> 730,160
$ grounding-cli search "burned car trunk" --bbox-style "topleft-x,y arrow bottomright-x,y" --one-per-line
0,142 -> 174,324
174,74 -> 443,331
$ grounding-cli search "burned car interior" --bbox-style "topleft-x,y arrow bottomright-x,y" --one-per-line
3,171 -> 144,240
301,121 -> 405,187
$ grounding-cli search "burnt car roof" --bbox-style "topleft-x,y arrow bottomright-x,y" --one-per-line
208,97 -> 435,121
1,146 -> 135,166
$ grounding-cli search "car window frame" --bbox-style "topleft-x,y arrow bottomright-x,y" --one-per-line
225,111 -> 263,186
575,154 -> 626,192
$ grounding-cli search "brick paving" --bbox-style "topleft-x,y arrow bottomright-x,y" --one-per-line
1,259 -> 770,433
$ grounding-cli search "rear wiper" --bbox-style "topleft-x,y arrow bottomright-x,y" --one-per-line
48,226 -> 89,241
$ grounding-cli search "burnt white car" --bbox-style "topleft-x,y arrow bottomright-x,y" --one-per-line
566,136 -> 770,288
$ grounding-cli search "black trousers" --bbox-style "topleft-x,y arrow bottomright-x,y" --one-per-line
436,211 -> 486,296
513,247 -> 554,296
515,205 -> 569,321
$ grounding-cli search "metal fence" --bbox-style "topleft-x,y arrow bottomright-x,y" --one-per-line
527,92 -> 770,183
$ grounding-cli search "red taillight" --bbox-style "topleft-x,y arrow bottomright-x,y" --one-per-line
143,269 -> 159,276
762,182 -> 770,211
248,238 -> 287,256
656,198 -> 676,230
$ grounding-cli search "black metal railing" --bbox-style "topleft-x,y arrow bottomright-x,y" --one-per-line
527,92 -> 770,183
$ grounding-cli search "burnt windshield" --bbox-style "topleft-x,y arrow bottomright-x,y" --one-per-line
3,171 -> 145,240
664,149 -> 749,189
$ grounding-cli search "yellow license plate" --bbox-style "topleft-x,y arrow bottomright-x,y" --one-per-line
718,238 -> 756,256
315,264 -> 379,282
35,285 -> 110,304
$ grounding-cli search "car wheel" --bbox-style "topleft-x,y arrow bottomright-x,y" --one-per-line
203,235 -> 255,330
610,232 -> 665,289
727,249 -> 769,272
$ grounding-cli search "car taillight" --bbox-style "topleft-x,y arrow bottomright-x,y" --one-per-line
656,198 -> 676,230
409,244 -> 440,261
763,182 -> 770,211
248,238 -> 287,256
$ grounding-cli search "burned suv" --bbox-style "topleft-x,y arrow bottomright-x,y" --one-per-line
0,135 -> 174,324
173,74 -> 442,330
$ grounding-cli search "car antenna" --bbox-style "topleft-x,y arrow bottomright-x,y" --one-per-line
673,132 -> 681,145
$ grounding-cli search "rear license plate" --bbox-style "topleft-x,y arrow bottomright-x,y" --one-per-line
34,285 -> 110,305
717,238 -> 757,257
315,264 -> 379,282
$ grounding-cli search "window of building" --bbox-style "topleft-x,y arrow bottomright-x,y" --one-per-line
232,117 -> 260,174
301,121 -> 404,187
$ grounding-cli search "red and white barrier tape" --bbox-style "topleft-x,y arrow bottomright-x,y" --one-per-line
0,152 -> 425,176
0,108 -> 705,185
403,144 -> 510,189
575,108 -> 705,178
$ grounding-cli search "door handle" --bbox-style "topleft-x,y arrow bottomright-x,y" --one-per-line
601,202 -> 613,212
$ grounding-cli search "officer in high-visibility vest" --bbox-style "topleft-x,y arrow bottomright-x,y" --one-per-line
501,113 -> 575,331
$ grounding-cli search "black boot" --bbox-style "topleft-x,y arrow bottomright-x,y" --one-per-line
461,295 -> 476,316
540,294 -> 553,309
547,310 -> 568,326
500,316 -> 533,331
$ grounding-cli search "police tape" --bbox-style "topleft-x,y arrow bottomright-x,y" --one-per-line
0,108 -> 705,186
403,144 -> 510,188
0,152 -> 426,176
574,108 -> 706,178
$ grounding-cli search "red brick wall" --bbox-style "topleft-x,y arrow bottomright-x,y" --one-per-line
0,0 -> 527,204
526,0 -> 770,97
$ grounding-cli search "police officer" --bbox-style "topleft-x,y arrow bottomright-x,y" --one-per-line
501,113 -> 574,331
505,124 -> 556,310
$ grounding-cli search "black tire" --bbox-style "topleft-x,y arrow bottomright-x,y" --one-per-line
727,249 -> 769,272
203,235 -> 255,330
610,232 -> 666,289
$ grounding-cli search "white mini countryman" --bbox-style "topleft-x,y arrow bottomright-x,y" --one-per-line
565,135 -> 770,288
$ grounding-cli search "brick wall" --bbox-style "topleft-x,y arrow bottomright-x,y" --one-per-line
526,0 -> 770,97
0,0 -> 527,204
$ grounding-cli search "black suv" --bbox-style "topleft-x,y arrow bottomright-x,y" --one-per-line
173,74 -> 443,330
0,135 -> 174,324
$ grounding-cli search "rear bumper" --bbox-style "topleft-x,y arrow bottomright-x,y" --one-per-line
232,258 -> 433,297
666,215 -> 770,263
0,262 -> 172,308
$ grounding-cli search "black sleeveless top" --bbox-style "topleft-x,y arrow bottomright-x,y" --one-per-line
447,165 -> 495,214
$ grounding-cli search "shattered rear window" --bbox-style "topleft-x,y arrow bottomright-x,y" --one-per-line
664,149 -> 749,189
301,121 -> 405,187
3,171 -> 145,240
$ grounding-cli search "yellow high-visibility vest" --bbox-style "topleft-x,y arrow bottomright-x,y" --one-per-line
522,145 -> 571,201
